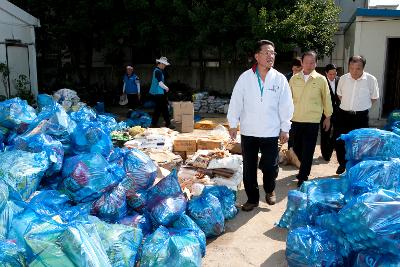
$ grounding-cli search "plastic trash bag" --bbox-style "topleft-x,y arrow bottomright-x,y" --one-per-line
71,122 -> 113,157
286,226 -> 343,267
315,213 -> 352,257
126,110 -> 152,128
203,185 -> 238,220
140,226 -> 202,267
173,214 -> 206,257
0,125 -> 9,143
338,189 -> 400,255
384,109 -> 400,131
69,106 -> 97,124
25,103 -> 76,154
0,97 -> 37,130
0,183 -> 24,239
27,190 -> 89,223
0,150 -> 49,200
90,216 -> 143,267
53,88 -> 81,112
12,133 -> 64,177
146,170 -> 187,226
9,209 -> 111,267
60,153 -> 122,203
187,192 -> 225,237
37,93 -> 56,111
123,148 -> 157,191
340,128 -> 400,161
304,178 -> 346,224
277,190 -> 308,229
354,250 -> 400,267
91,183 -> 127,223
343,159 -> 400,202
120,211 -> 153,236
0,239 -> 26,267
97,114 -> 118,132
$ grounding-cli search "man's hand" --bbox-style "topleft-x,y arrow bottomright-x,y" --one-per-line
279,131 -> 289,144
323,116 -> 331,131
229,128 -> 238,141
165,87 -> 169,92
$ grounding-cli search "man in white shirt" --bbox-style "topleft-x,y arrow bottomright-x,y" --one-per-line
320,64 -> 340,161
334,55 -> 379,174
227,40 -> 294,211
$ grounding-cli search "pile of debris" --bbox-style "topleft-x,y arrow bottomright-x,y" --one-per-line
193,92 -> 229,114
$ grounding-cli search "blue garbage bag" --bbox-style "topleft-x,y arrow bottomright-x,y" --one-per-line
0,183 -> 24,239
338,189 -> 400,255
0,97 -> 37,130
0,239 -> 26,266
0,150 -> 49,200
37,93 -> 56,111
60,153 -> 122,203
69,106 -> 97,124
71,122 -> 113,157
140,226 -> 202,267
384,109 -> 400,131
343,159 -> 400,202
203,185 -> 238,220
126,110 -> 152,128
315,213 -> 352,257
146,170 -> 187,226
120,211 -> 153,236
12,133 -> 64,176
123,148 -> 157,191
90,216 -> 143,267
277,190 -> 308,229
25,103 -> 76,154
27,190 -> 89,223
304,178 -> 346,224
187,192 -> 225,237
0,125 -> 9,143
354,250 -> 400,267
9,209 -> 111,266
91,183 -> 127,223
286,226 -> 343,267
173,214 -> 206,257
97,114 -> 118,132
340,128 -> 400,161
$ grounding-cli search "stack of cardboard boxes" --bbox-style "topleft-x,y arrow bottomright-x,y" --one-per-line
172,101 -> 194,133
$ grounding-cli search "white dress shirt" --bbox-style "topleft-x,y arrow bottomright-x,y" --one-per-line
337,72 -> 379,111
328,79 -> 336,94
227,67 -> 294,137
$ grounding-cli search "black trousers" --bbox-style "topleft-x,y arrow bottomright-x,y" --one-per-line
334,108 -> 369,167
291,122 -> 319,181
241,135 -> 279,204
320,114 -> 334,161
127,94 -> 139,110
151,94 -> 171,127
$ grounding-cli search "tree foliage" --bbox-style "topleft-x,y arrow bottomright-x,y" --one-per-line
10,0 -> 340,88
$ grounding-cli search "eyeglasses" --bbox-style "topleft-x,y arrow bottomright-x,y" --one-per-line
258,51 -> 277,56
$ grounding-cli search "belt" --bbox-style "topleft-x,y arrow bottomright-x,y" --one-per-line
341,109 -> 368,115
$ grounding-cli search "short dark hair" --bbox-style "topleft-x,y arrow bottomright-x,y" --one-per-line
291,57 -> 302,67
301,50 -> 318,62
254,40 -> 275,53
325,63 -> 337,73
349,55 -> 366,68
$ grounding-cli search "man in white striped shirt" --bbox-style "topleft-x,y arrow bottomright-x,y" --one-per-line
227,40 -> 294,211
334,55 -> 379,174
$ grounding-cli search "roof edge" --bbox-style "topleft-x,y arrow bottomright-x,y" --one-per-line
0,0 -> 40,27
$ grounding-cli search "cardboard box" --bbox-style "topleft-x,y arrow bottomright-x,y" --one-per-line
197,138 -> 223,150
226,142 -> 242,154
173,101 -> 194,122
173,138 -> 197,152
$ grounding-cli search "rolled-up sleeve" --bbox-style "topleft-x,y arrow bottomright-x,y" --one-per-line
279,78 -> 294,132
370,76 -> 379,99
227,77 -> 244,128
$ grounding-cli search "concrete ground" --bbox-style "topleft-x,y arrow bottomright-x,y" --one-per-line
202,144 -> 340,267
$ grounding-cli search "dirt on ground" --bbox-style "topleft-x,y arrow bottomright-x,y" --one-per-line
202,143 -> 340,267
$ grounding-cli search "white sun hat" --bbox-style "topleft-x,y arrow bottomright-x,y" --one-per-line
156,56 -> 170,66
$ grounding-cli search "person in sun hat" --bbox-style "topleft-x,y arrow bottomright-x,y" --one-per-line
149,56 -> 174,129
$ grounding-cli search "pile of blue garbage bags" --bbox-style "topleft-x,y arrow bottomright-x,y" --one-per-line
279,112 -> 400,266
0,96 -> 238,266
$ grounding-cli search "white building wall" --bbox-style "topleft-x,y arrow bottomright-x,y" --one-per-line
352,16 -> 400,119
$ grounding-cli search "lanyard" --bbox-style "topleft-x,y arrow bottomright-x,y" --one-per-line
255,69 -> 264,102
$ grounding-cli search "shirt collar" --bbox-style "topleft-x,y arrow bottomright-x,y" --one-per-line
350,72 -> 367,81
252,64 -> 274,74
301,70 -> 318,78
